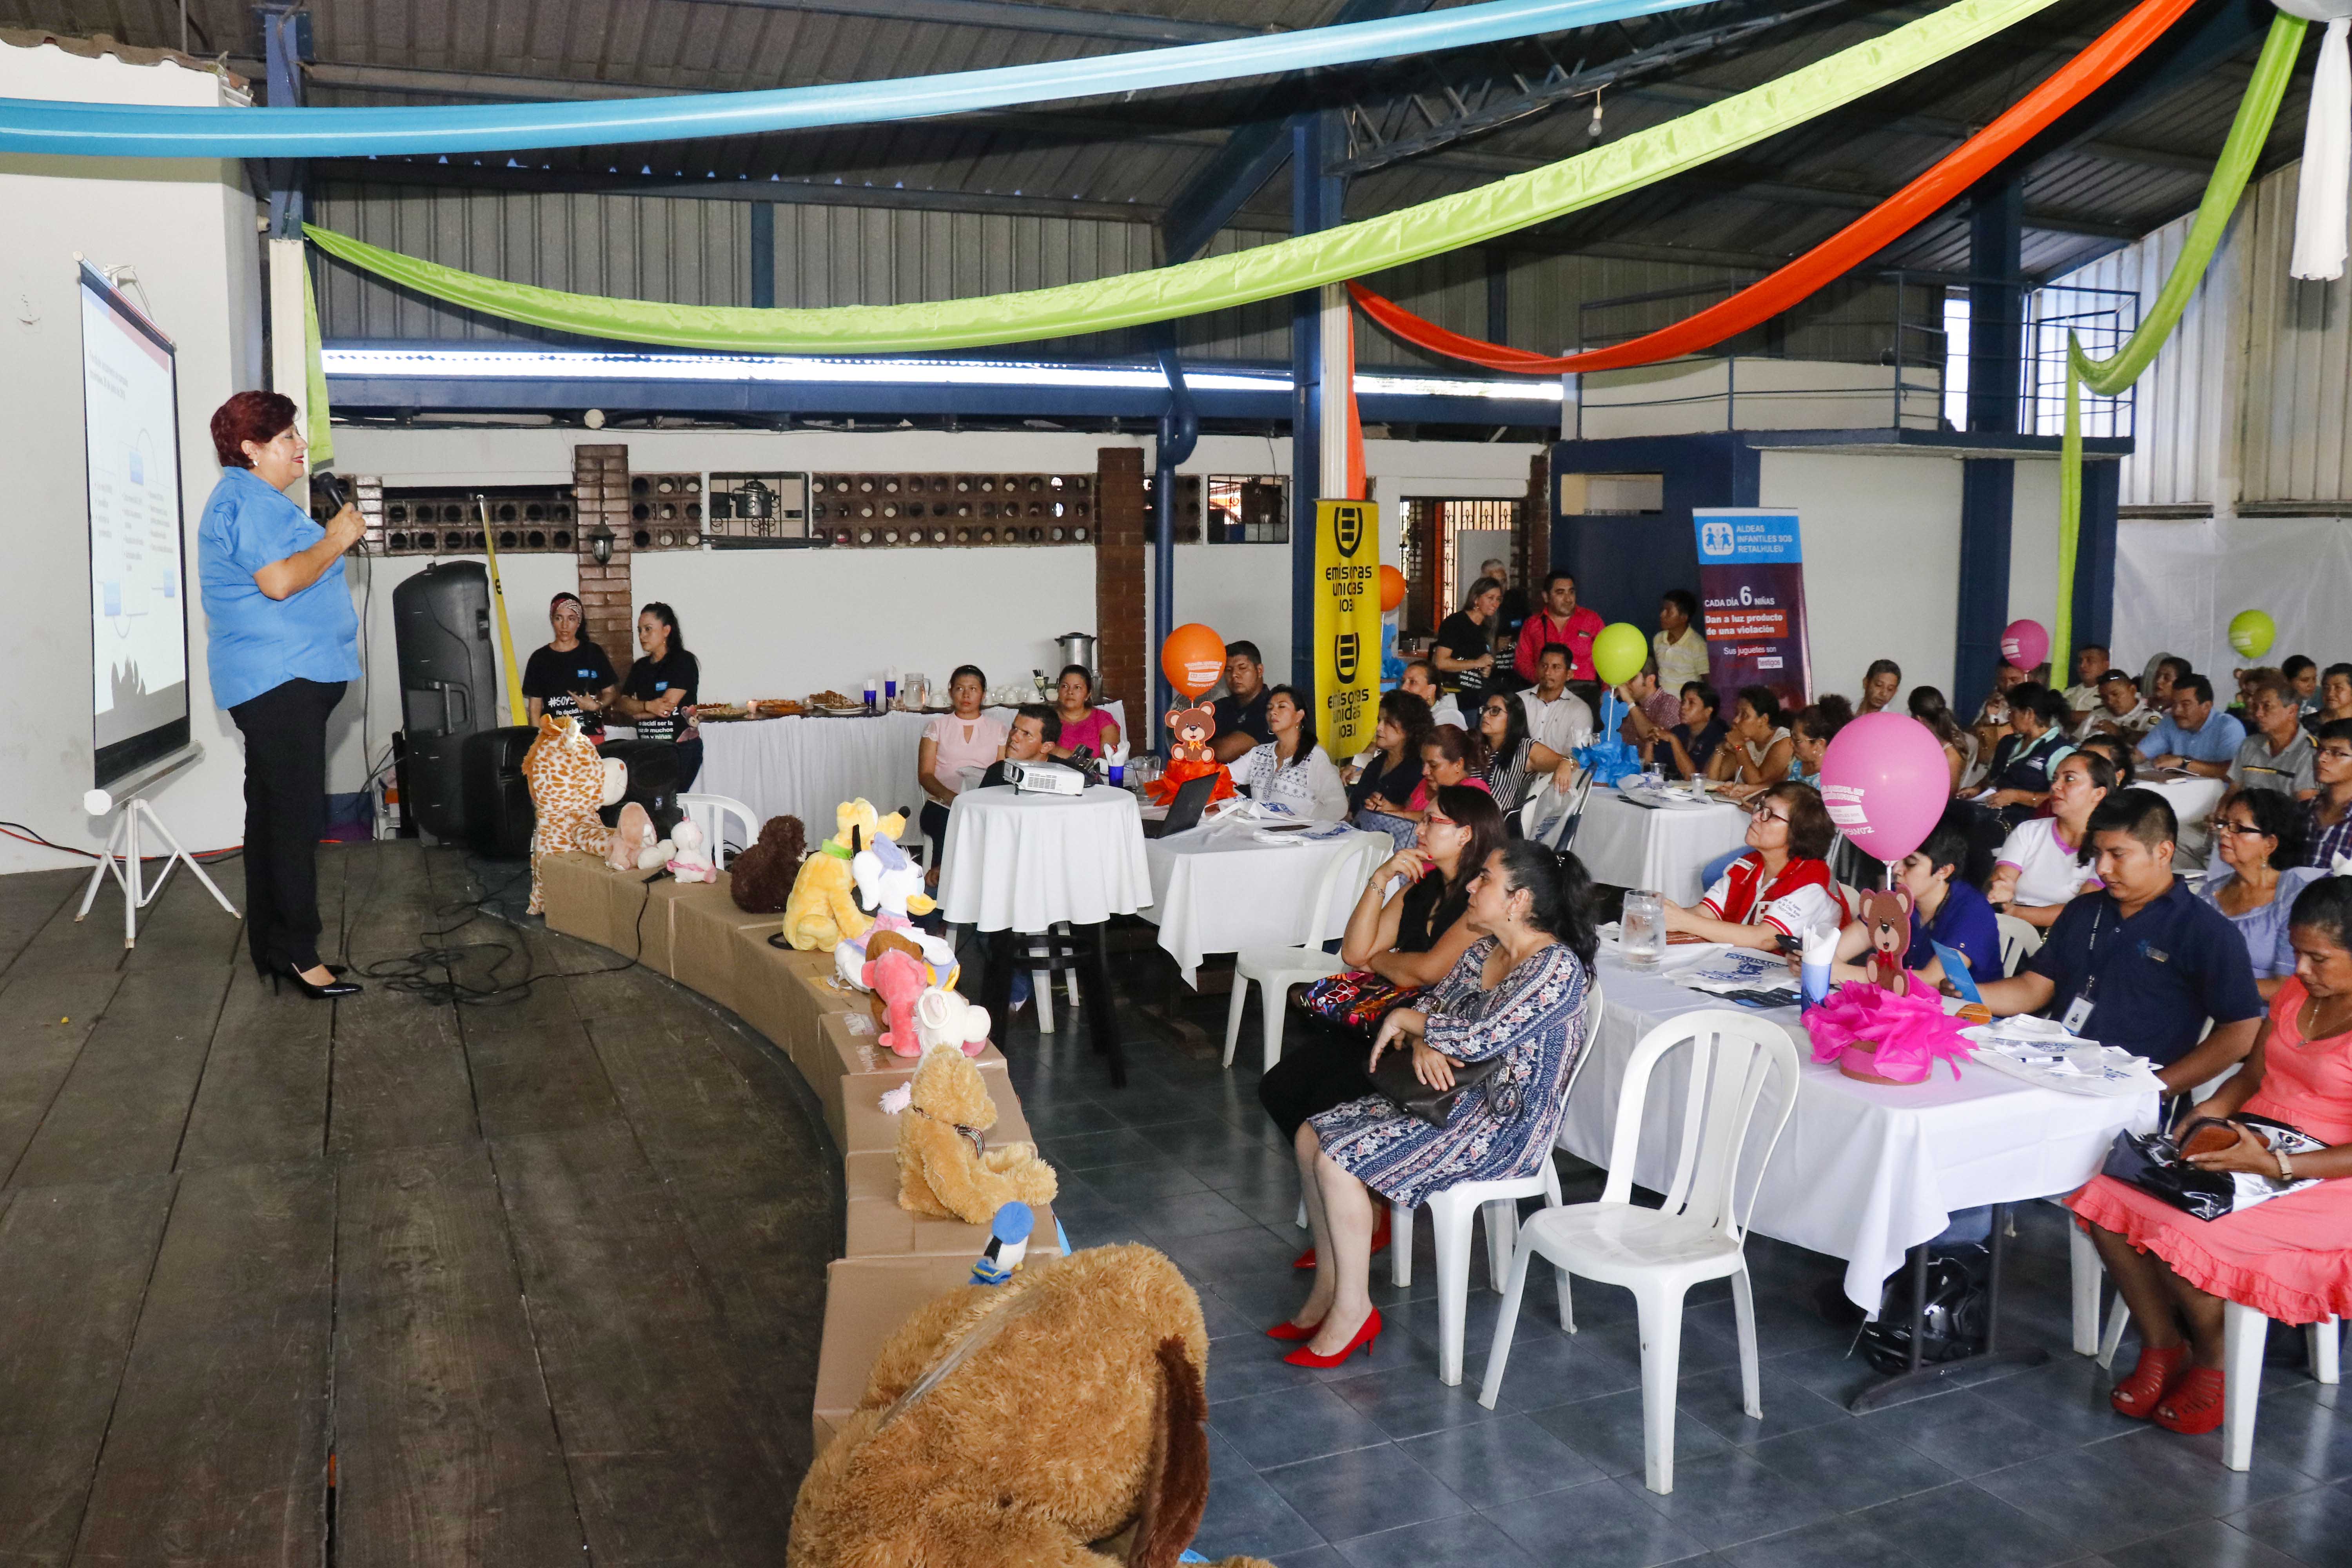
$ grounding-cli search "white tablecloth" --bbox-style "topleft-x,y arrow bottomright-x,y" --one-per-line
937,784 -> 1152,932
695,699 -> 1127,831
1572,790 -> 1753,904
1560,955 -> 2159,1310
1140,826 -> 1388,987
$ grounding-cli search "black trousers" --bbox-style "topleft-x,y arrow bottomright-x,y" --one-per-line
673,736 -> 704,793
229,677 -> 345,973
1258,1013 -> 1379,1143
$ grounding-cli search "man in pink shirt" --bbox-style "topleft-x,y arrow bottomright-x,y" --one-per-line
1514,570 -> 1605,684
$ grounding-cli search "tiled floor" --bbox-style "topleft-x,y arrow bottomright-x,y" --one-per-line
1020,939 -> 2352,1568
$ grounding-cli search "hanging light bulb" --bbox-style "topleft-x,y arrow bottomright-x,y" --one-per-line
1587,92 -> 1605,140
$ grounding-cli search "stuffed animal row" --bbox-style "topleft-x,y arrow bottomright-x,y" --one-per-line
833,827 -> 958,990
784,799 -> 905,952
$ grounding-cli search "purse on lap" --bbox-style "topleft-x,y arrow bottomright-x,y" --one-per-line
1368,1046 -> 1505,1128
1296,971 -> 1422,1033
2100,1113 -> 2326,1221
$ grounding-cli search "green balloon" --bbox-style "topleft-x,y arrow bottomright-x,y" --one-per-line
1591,622 -> 1649,688
2229,609 -> 2276,659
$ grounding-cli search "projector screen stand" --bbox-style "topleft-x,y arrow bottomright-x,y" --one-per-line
76,793 -> 239,949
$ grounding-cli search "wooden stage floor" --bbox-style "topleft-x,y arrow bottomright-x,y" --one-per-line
0,841 -> 838,1566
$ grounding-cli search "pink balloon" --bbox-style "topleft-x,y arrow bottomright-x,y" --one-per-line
2000,618 -> 2049,672
1818,713 -> 1952,867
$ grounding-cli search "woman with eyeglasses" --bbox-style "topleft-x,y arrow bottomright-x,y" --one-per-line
2200,788 -> 2325,1000
1474,691 -> 1571,813
2306,719 -> 2352,869
1987,750 -> 2113,931
1662,780 -> 1850,951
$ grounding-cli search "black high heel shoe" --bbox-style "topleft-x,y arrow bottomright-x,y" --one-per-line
272,962 -> 362,1000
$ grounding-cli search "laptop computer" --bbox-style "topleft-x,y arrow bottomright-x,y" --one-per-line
1142,771 -> 1218,838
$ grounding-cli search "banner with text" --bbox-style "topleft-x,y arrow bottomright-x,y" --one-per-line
1314,499 -> 1382,759
1692,507 -> 1811,711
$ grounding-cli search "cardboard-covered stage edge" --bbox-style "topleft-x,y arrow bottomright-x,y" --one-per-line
535,851 -> 1065,1454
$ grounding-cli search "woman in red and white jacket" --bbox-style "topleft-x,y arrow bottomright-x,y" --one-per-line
1664,780 -> 1851,950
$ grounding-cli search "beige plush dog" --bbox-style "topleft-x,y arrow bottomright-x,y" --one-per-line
895,1039 -> 1057,1225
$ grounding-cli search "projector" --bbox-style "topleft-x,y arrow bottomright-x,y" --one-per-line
1002,760 -> 1087,796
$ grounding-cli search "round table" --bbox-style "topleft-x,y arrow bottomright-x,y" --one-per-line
1141,825 -> 1389,987
1571,788 -> 1753,904
938,784 -> 1152,1085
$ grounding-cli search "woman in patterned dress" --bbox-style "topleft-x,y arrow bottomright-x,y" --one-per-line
1271,842 -> 1599,1366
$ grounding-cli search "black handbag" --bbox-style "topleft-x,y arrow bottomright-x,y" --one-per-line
2100,1113 -> 2321,1222
1369,1046 -> 1506,1129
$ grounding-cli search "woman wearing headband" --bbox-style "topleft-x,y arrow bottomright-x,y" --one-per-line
522,592 -> 619,740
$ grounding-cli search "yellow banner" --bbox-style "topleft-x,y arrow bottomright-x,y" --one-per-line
1314,499 -> 1381,759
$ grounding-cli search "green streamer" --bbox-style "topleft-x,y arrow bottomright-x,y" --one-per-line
303,261 -> 334,467
2054,12 -> 2305,670
307,0 -> 2056,358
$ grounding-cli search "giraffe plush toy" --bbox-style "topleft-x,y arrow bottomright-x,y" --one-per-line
521,713 -> 652,913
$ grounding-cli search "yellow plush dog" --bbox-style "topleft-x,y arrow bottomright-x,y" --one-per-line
782,798 -> 905,952
788,1245 -> 1275,1568
896,1038 -> 1057,1225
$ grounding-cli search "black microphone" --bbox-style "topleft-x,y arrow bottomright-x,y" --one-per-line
311,469 -> 348,512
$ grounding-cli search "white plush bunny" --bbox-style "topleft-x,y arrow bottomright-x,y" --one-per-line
913,986 -> 991,1058
666,817 -> 717,884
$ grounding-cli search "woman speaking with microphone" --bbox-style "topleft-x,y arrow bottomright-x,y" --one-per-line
198,391 -> 364,1000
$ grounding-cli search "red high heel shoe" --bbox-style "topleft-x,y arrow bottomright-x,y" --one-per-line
1265,1316 -> 1324,1342
1283,1307 -> 1382,1368
2109,1342 -> 2189,1419
2153,1366 -> 2227,1434
1293,1212 -> 1390,1270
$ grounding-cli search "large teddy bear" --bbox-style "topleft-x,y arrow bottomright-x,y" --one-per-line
520,713 -> 653,913
788,1244 -> 1275,1568
784,799 -> 905,952
892,1039 -> 1056,1225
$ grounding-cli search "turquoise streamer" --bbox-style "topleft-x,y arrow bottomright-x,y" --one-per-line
0,0 -> 1711,159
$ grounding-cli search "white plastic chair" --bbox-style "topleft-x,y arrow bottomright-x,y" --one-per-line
1221,837 -> 1385,1072
1995,912 -> 2042,977
1519,768 -> 1594,851
1389,976 -> 1606,1386
1476,1009 -> 1802,1495
679,792 -> 759,869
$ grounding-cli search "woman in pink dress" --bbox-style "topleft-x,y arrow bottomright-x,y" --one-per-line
2069,873 -> 2352,1434
1048,664 -> 1120,761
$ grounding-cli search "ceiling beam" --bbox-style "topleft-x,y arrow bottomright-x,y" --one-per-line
663,0 -> 1250,44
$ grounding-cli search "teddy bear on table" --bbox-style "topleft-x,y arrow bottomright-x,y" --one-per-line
891,1033 -> 1055,1225
1857,886 -> 1916,997
1147,705 -> 1237,809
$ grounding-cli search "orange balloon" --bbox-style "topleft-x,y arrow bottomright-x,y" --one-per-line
1161,623 -> 1226,699
1379,564 -> 1406,613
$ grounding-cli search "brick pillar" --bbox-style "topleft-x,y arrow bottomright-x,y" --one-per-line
1519,450 -> 1551,589
573,443 -> 635,673
1095,447 -> 1147,711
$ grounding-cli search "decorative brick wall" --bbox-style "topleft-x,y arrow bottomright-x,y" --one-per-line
572,443 -> 636,674
1518,450 -> 1551,592
1095,447 -> 1147,710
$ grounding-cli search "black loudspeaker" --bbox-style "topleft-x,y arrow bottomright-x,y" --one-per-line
392,562 -> 497,841
461,727 -> 537,861
597,738 -> 682,840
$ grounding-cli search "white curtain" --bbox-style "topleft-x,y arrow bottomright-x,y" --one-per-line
2292,17 -> 2352,281
2114,514 -> 2352,675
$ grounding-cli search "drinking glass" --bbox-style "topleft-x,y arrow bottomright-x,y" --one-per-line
1621,890 -> 1667,969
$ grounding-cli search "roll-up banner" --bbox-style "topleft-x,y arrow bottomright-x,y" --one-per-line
1692,507 -> 1811,711
1314,499 -> 1381,759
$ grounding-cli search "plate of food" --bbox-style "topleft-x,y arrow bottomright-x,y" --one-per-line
751,699 -> 806,718
807,690 -> 869,715
691,702 -> 751,722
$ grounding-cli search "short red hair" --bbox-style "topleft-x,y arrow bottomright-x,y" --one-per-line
210,390 -> 298,468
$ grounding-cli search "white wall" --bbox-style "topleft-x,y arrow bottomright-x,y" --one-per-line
0,40 -> 260,873
2114,514 -> 2352,679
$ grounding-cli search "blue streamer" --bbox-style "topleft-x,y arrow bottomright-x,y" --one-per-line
2,0 -> 1712,159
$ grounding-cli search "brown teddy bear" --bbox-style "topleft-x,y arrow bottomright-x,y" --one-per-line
788,1244 -> 1276,1568
728,813 -> 807,913
896,1041 -> 1057,1225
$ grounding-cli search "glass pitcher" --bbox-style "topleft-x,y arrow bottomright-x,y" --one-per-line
1621,890 -> 1667,969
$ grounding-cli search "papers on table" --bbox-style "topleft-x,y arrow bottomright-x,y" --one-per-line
1962,1016 -> 2163,1098
1679,949 -> 1802,1007
1615,776 -> 1717,811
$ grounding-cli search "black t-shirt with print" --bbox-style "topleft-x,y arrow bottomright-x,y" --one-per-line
1434,612 -> 1494,695
623,647 -> 700,744
523,641 -> 619,736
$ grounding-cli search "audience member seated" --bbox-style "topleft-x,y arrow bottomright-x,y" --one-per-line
1233,684 -> 1350,821
1434,577 -> 1504,700
2063,643 -> 2113,720
2307,720 -> 2352,868
2074,731 -> 2138,788
2308,663 -> 2352,734
1788,696 -> 1853,786
1517,644 -> 1594,754
2229,665 -> 2278,719
1705,684 -> 1794,800
1383,725 -> 1490,826
1210,640 -> 1273,764
1349,691 -> 1433,848
2066,871 -> 2352,1435
2230,673 -> 2318,801
1048,664 -> 1120,761
2200,788 -> 2325,1000
917,664 -> 1009,871
2145,654 -> 2190,712
1645,680 -> 1727,781
2285,653 -> 2322,718
1970,661 -> 2028,762
2140,673 -> 2248,777
1962,790 -> 2264,1095
1818,809 -> 2004,985
1514,569 -> 1604,685
978,704 -> 1059,788
1474,691 -> 1570,815
1908,685 -> 1970,795
1397,658 -> 1463,728
1276,842 -> 1598,1365
1654,588 -> 1710,693
1987,750 -> 2113,930
1663,780 -> 1851,951
2080,670 -> 2159,741
1980,683 -> 2076,825
1613,659 -> 1684,752
1859,659 -> 1902,715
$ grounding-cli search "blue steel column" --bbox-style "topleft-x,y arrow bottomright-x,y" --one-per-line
2073,458 -> 2120,655
1955,180 -> 2022,710
1290,111 -> 1344,696
259,7 -> 309,239
749,203 -> 775,309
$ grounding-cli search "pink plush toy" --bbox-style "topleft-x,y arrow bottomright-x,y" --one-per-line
862,946 -> 931,1057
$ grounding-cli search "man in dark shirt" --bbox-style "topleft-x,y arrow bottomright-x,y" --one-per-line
979,705 -> 1060,788
1210,641 -> 1272,764
1970,789 -> 2264,1093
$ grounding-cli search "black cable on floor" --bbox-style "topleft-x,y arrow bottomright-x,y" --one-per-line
352,854 -> 655,1007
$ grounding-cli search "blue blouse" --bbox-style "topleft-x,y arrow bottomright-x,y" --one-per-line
197,467 -> 360,710
2197,865 -> 2327,979
1903,878 -> 2004,983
